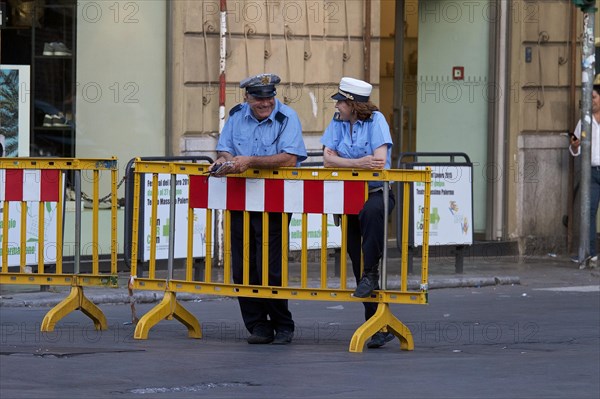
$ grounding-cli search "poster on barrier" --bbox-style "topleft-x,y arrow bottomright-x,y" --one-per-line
289,214 -> 341,250
142,174 -> 212,261
0,202 -> 59,267
412,165 -> 473,246
141,174 -> 343,258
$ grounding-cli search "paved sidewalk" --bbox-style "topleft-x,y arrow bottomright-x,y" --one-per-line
0,254 -> 598,308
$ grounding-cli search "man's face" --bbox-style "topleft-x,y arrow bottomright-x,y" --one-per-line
246,94 -> 275,121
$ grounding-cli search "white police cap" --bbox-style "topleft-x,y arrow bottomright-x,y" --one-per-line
240,73 -> 281,98
331,77 -> 372,102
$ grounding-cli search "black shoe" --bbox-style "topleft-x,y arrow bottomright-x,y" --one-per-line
353,274 -> 378,298
367,332 -> 395,349
272,330 -> 294,345
247,333 -> 274,344
247,325 -> 274,344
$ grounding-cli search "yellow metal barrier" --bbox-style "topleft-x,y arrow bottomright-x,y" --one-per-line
0,158 -> 119,331
129,160 -> 431,351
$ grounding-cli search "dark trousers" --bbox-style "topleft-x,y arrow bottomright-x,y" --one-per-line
346,190 -> 396,320
230,211 -> 294,334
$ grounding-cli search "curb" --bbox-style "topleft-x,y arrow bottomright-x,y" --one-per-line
0,291 -> 212,308
426,276 -> 521,289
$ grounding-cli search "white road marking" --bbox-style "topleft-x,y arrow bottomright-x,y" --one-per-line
534,286 -> 600,292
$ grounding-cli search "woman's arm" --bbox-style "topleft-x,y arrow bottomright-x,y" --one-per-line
323,145 -> 387,169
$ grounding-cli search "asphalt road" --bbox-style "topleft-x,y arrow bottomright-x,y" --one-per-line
1,281 -> 599,399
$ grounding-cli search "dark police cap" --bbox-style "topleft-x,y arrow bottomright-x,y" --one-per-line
240,73 -> 281,98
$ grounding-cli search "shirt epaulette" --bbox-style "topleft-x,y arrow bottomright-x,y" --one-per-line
229,104 -> 243,116
275,111 -> 287,124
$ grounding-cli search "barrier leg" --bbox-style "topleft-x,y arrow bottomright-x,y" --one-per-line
349,303 -> 414,352
41,286 -> 107,332
134,291 -> 202,340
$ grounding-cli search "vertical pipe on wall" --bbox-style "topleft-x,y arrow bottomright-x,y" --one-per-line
364,0 -> 371,81
392,2 -> 405,153
494,0 -> 508,241
488,0 -> 508,241
165,1 -> 173,156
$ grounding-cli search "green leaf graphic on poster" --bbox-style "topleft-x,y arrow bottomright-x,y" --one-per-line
162,218 -> 170,237
430,208 -> 440,225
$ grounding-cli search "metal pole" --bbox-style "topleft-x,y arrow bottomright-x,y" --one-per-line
215,0 -> 228,268
381,182 -> 389,290
74,170 -> 81,274
568,3 -> 578,253
579,10 -> 595,262
168,174 -> 177,282
218,0 -> 227,133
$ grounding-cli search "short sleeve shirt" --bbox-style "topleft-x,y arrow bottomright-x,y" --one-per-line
217,99 -> 307,164
320,110 -> 393,188
572,119 -> 600,166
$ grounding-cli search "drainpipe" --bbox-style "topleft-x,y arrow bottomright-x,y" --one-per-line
392,2 -> 405,154
364,0 -> 371,81
165,1 -> 173,156
492,0 -> 508,241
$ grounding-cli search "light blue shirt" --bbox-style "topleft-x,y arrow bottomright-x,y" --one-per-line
320,110 -> 393,188
217,99 -> 307,164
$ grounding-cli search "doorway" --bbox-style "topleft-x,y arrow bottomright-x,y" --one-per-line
381,0 -> 493,237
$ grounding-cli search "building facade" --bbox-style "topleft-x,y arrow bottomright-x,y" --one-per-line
2,0 -> 597,255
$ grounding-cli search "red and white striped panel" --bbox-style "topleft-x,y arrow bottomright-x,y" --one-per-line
189,176 -> 366,215
0,169 -> 60,202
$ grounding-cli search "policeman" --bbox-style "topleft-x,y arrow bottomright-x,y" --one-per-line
213,73 -> 307,345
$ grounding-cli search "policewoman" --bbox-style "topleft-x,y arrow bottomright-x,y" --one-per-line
213,73 -> 307,345
320,77 -> 395,349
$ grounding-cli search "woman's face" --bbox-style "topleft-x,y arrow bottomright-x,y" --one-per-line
335,100 -> 353,121
593,89 -> 600,113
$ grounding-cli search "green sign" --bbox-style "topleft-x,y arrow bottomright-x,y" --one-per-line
572,0 -> 597,12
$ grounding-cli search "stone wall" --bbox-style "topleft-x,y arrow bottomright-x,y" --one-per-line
517,133 -> 571,255
508,0 -> 588,254
170,0 -> 381,160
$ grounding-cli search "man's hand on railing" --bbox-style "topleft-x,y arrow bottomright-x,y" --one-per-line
207,160 -> 236,176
